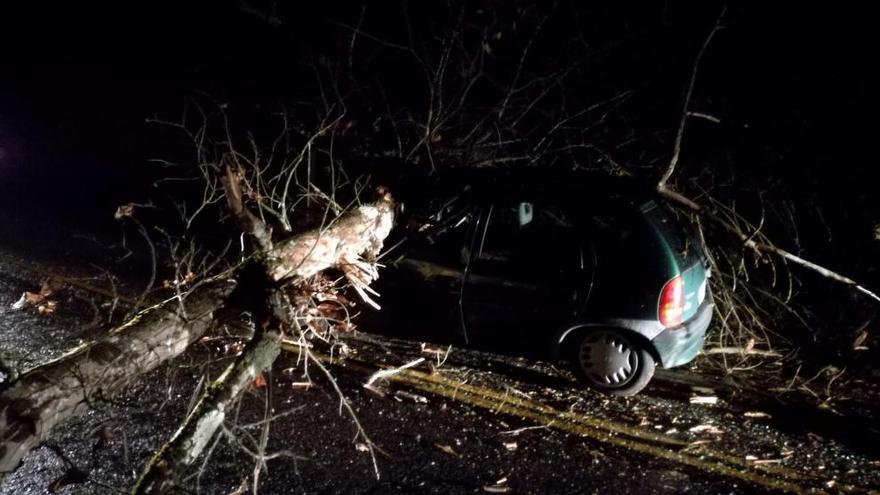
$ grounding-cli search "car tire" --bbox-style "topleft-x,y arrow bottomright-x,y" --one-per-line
572,328 -> 655,396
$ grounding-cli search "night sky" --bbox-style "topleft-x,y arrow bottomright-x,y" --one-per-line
0,1 -> 877,281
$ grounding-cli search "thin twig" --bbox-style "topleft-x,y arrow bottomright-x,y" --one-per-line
658,6 -> 727,188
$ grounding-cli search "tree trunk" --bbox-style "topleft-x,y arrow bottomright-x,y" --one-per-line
132,330 -> 282,494
0,281 -> 235,476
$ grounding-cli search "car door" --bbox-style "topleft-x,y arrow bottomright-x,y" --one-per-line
393,201 -> 477,342
461,200 -> 591,348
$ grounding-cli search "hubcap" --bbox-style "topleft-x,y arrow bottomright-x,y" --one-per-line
578,331 -> 639,388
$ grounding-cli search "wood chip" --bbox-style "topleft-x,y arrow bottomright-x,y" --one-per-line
393,390 -> 428,404
483,486 -> 511,493
363,384 -> 387,398
434,443 -> 459,457
689,395 -> 718,405
744,411 -> 771,419
852,330 -> 868,350
420,344 -> 445,356
688,424 -> 723,435
483,479 -> 510,494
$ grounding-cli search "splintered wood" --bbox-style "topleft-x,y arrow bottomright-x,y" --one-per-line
267,197 -> 395,309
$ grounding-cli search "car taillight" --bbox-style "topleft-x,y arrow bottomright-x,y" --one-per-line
659,276 -> 684,328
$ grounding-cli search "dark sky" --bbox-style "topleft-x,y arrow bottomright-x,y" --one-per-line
0,1 -> 877,240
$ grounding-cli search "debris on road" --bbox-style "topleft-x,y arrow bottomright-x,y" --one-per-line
745,455 -> 783,465
434,443 -> 460,457
483,477 -> 511,493
689,424 -> 723,435
393,390 -> 428,404
10,280 -> 57,314
364,357 -> 426,388
689,388 -> 719,405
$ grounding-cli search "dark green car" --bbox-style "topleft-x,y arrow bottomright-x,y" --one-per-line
386,174 -> 713,396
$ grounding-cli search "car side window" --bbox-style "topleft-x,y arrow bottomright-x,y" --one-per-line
478,202 -> 578,271
413,207 -> 474,266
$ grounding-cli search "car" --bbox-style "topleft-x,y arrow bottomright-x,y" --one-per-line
379,172 -> 713,396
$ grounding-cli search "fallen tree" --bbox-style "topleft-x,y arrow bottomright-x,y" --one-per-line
133,179 -> 394,493
0,280 -> 234,475
0,184 -> 395,488
132,329 -> 283,494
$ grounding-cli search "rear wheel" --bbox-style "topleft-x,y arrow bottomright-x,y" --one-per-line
573,329 -> 655,396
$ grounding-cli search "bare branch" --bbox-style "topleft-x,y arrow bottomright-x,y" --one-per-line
658,187 -> 880,304
658,6 -> 727,188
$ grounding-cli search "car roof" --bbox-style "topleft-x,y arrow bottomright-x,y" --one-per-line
401,169 -> 658,205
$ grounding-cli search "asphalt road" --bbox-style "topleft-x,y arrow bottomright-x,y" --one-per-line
1,225 -> 879,494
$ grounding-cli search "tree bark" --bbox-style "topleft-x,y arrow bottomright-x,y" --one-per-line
132,330 -> 282,494
0,281 -> 234,476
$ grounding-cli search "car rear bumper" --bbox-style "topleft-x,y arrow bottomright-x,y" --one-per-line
651,297 -> 713,368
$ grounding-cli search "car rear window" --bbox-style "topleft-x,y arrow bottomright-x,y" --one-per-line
640,201 -> 705,266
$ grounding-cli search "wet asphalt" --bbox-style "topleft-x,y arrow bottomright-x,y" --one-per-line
1,218 -> 880,494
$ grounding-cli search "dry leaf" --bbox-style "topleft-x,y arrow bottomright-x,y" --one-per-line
315,301 -> 342,319
37,301 -> 57,316
251,373 -> 267,389
25,291 -> 46,305
114,203 -> 135,219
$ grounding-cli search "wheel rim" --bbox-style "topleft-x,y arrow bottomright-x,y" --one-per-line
578,330 -> 640,388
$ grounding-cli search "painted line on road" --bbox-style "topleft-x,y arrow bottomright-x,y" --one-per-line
300,347 -> 850,495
